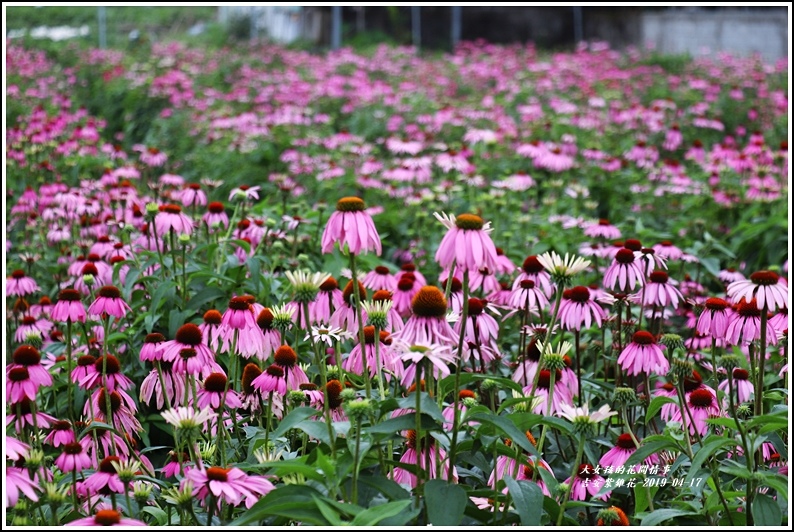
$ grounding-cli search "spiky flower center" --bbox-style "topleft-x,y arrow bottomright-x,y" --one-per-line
683,371 -> 703,392
705,297 -> 730,311
206,466 -> 229,482
649,271 -> 669,283
265,365 -> 284,378
343,281 -> 367,305
99,456 -> 121,474
397,276 -> 415,291
98,389 -> 122,413
64,442 -> 83,455
53,420 -> 72,431
98,286 -> 121,299
77,355 -> 97,367
467,298 -> 485,315
12,269 -> 26,279
257,308 -> 274,330
94,509 -> 122,526
522,256 -> 543,274
578,463 -> 596,479
375,266 -> 390,275
455,213 -> 485,230
568,286 -> 590,303
632,331 -> 655,345
689,389 -> 714,408
624,239 -> 642,251
95,355 -> 121,374
733,368 -> 750,380
459,389 -> 476,400
750,270 -> 779,286
373,289 -> 393,302
208,201 -> 224,213
175,323 -> 203,346
736,300 -> 761,318
204,373 -> 227,393
300,383 -> 318,391
615,249 -> 636,264
411,286 -> 447,318
401,263 -> 417,272
241,363 -> 262,394
82,263 -> 99,276
336,197 -> 366,212
162,204 -> 182,214
8,367 -> 29,382
13,345 -> 41,366
228,296 -> 251,311
180,348 -> 197,360
202,310 -> 222,326
274,345 -> 298,367
616,433 -> 636,449
319,277 -> 339,292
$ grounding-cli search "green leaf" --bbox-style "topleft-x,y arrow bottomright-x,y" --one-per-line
634,483 -> 659,514
685,436 -> 736,485
369,413 -> 440,435
150,280 -> 176,313
646,396 -> 677,424
185,286 -> 227,311
424,479 -> 467,526
503,476 -> 543,526
468,412 -> 540,457
140,506 -> 168,525
752,494 -> 782,526
758,473 -> 789,502
311,495 -> 345,526
229,485 -> 329,526
351,500 -> 414,526
624,436 -> 680,468
295,420 -> 334,447
641,508 -> 696,526
398,393 -> 446,423
271,407 -> 319,439
357,474 -> 410,501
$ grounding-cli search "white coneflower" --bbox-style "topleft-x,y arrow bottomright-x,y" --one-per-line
305,324 -> 347,347
161,406 -> 217,440
558,403 -> 617,435
537,251 -> 591,286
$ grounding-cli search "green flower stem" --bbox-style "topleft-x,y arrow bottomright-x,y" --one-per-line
727,370 -> 754,524
263,391 -> 273,459
574,329 -> 582,406
373,325 -> 386,400
527,285 -> 564,400
556,433 -> 585,526
205,494 -> 217,526
414,364 -> 424,509
181,240 -> 188,307
348,252 -> 372,398
65,319 -> 75,423
532,368 -> 556,482
709,338 -> 721,393
314,340 -> 336,458
101,316 -> 118,457
447,270 -> 469,481
755,305 -> 769,416
352,418 -> 362,505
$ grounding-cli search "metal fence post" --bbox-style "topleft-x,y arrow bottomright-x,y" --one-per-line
331,6 -> 342,49
412,6 -> 421,52
573,6 -> 583,45
98,6 -> 107,49
451,6 -> 461,49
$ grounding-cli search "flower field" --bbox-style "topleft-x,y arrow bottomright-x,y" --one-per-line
4,38 -> 790,526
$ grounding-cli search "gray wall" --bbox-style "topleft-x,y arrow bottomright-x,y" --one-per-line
641,8 -> 788,61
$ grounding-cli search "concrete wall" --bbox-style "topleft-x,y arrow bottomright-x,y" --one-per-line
641,8 -> 788,61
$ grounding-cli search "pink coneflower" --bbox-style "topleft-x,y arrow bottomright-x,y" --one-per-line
310,277 -> 345,325
434,212 -> 498,273
682,389 -> 721,436
7,467 -> 39,508
617,331 -> 669,376
8,397 -> 56,432
199,309 -> 224,351
584,219 -> 621,240
87,286 -> 130,319
631,270 -> 683,309
397,341 -> 457,387
725,299 -> 778,346
254,309 -> 282,360
371,290 -> 404,333
514,256 -> 554,298
220,296 -> 267,359
600,434 -> 658,468
727,270 -> 788,311
344,326 -> 399,379
638,247 -> 668,276
44,419 -> 76,447
273,345 -> 309,390
719,268 -> 746,284
568,463 -> 610,501
9,344 -> 53,388
252,364 -> 287,396
393,431 -> 457,488
67,509 -> 147,527
179,183 -> 207,208
458,298 -> 501,367
80,354 -> 132,391
393,274 -> 421,318
7,366 -> 40,403
663,124 -> 683,151
155,204 -> 193,237
197,372 -> 242,410
330,280 -> 368,333
140,361 -> 186,409
7,269 -> 39,296
363,266 -> 397,292
140,332 -> 167,362
186,466 -> 275,508
14,315 -> 46,343
54,442 -> 92,473
719,368 -> 754,403
88,388 -> 143,436
321,197 -> 381,255
769,307 -> 788,335
558,286 -> 606,331
524,369 -> 573,415
202,201 -> 229,231
162,323 -> 217,377
603,248 -> 645,292
494,247 -> 516,275
696,297 -> 732,340
515,461 -> 552,497
393,286 -> 456,347
652,240 -> 684,261
139,145 -> 167,167
162,451 -> 192,479
400,263 -> 427,286
81,455 -> 126,495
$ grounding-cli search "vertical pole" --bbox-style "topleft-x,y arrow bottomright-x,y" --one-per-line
98,6 -> 107,49
573,6 -> 583,45
331,6 -> 342,49
412,6 -> 421,52
451,6 -> 462,50
251,7 -> 258,42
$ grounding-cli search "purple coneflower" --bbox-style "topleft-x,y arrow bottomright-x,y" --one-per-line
66,509 -> 146,527
630,270 -> 683,308
252,364 -> 287,396
321,196 -> 381,255
433,212 -> 498,273
202,201 -> 229,231
603,249 -> 645,292
725,299 -> 778,346
727,270 -> 787,311
220,296 -> 267,359
155,203 -> 193,236
186,466 -> 275,508
197,372 -> 242,410
393,286 -> 456,347
696,297 -> 732,340
600,433 -> 658,469
87,286 -> 130,319
617,331 -> 669,376
558,286 -> 607,331
393,430 -> 457,488
363,265 -> 397,292
54,442 -> 92,473
9,344 -> 53,388
568,463 -> 610,501
513,256 -> 554,298
51,288 -> 86,322
44,420 -> 76,447
7,269 -> 39,297
584,219 -> 621,240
